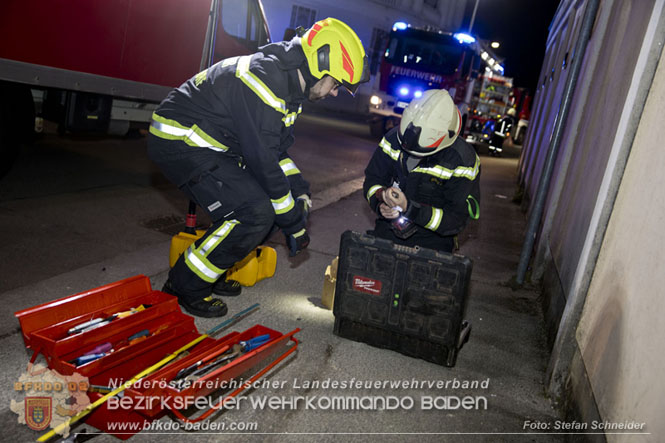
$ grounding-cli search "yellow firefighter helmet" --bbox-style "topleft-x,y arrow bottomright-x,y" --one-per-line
300,18 -> 370,95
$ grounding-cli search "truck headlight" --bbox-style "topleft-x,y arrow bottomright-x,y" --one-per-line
370,95 -> 382,106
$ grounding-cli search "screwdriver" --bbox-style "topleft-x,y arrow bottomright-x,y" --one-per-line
67,304 -> 150,335
71,342 -> 112,366
114,324 -> 169,352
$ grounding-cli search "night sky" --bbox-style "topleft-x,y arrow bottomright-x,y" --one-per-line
461,0 -> 561,92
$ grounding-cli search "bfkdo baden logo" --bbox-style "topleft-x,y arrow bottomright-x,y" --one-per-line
25,397 -> 52,431
10,363 -> 90,437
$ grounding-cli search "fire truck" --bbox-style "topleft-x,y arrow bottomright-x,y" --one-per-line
368,22 -> 502,138
0,0 -> 270,177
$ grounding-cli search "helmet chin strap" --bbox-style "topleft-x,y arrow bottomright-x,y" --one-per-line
297,62 -> 320,97
296,69 -> 307,94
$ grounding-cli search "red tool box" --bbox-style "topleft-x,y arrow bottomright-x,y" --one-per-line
15,275 -> 299,439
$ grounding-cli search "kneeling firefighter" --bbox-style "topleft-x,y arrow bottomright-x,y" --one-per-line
363,89 -> 481,253
148,18 -> 370,317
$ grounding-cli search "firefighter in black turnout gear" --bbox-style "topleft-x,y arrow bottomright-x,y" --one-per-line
148,18 -> 370,317
364,89 -> 480,253
488,107 -> 516,156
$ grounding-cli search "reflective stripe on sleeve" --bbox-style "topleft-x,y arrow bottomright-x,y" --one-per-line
279,158 -> 301,176
282,105 -> 302,127
236,55 -> 287,115
367,185 -> 382,202
380,137 -> 400,161
292,228 -> 306,238
149,113 -> 229,152
425,207 -> 443,231
271,192 -> 295,215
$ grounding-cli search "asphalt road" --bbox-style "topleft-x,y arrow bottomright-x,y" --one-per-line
0,116 -> 561,442
0,113 -> 377,293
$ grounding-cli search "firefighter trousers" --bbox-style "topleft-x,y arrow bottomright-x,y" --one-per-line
147,135 -> 275,300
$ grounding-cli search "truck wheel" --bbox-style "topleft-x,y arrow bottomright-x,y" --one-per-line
0,82 -> 34,178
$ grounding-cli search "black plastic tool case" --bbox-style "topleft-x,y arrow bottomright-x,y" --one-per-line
333,231 -> 472,367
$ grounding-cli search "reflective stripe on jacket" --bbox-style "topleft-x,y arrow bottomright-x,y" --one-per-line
150,40 -> 310,230
363,128 -> 481,236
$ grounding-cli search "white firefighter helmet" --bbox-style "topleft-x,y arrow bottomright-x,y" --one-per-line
507,108 -> 517,117
398,89 -> 461,156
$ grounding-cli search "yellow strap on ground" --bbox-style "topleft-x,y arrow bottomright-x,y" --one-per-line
37,334 -> 208,441
38,301 -> 260,441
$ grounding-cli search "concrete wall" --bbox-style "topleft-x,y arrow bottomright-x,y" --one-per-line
517,0 -> 665,438
546,0 -> 654,300
576,41 -> 665,442
519,0 -> 660,340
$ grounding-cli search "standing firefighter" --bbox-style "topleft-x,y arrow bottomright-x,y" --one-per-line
363,89 -> 480,253
488,107 -> 516,156
148,18 -> 370,317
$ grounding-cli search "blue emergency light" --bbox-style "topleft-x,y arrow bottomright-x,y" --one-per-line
398,86 -> 410,97
393,21 -> 408,31
414,90 -> 423,98
453,32 -> 476,44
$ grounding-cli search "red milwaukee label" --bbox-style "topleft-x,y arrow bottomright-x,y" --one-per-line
353,276 -> 382,295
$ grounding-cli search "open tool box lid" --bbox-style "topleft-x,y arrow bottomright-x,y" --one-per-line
14,275 -> 188,375
15,275 -> 155,352
14,275 -> 299,440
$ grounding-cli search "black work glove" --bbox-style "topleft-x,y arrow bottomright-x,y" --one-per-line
284,228 -> 310,257
282,200 -> 309,256
296,194 -> 312,223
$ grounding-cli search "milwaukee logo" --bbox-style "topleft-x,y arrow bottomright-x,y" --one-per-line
389,66 -> 443,83
353,276 -> 382,295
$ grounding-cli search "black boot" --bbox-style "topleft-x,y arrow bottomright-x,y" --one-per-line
212,279 -> 242,297
162,279 -> 228,318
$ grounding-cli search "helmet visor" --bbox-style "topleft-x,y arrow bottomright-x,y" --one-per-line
399,122 -> 425,155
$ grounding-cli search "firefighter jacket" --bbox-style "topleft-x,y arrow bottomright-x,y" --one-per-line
149,40 -> 311,233
363,127 -> 481,237
493,116 -> 515,138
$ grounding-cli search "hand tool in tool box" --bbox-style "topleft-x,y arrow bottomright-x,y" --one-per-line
67,304 -> 150,335
113,324 -> 169,351
170,334 -> 271,390
166,328 -> 300,426
70,342 -> 112,366
172,344 -> 231,381
38,303 -> 261,442
188,334 -> 271,376
70,324 -> 169,366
